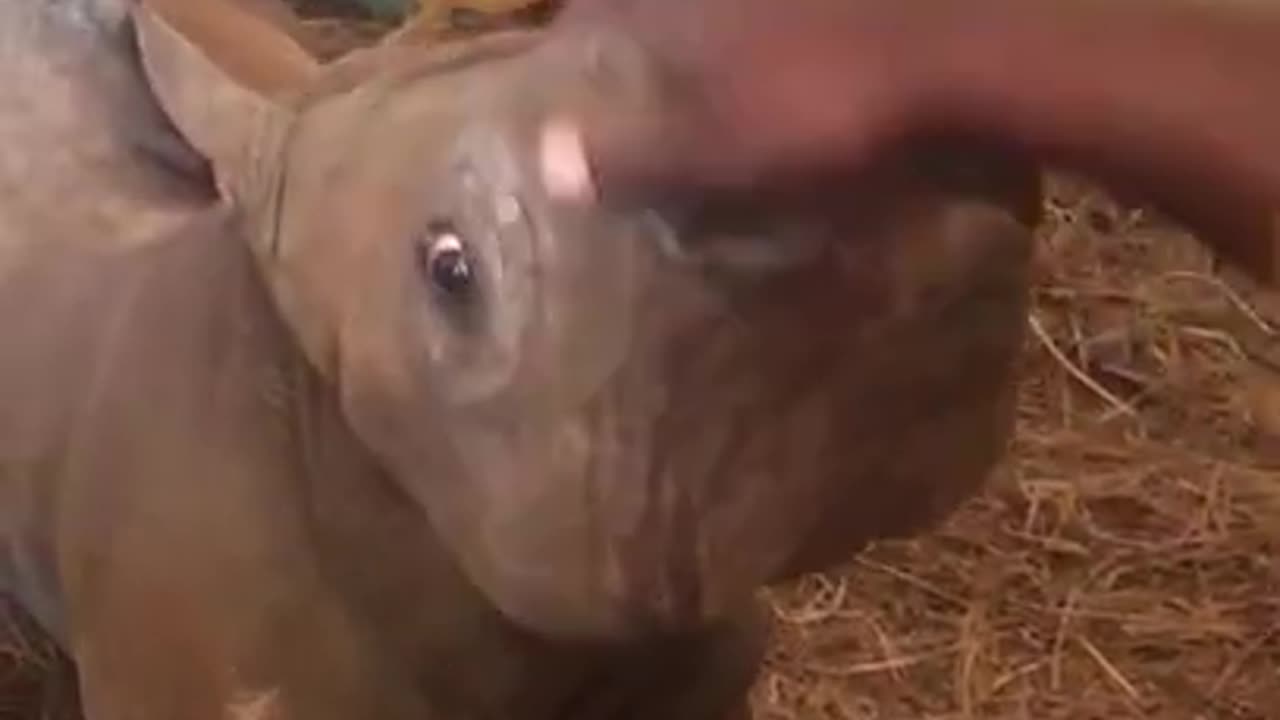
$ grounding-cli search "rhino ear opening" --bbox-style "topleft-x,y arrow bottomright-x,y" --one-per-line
129,0 -> 320,200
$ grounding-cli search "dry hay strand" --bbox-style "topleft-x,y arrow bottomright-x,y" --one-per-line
283,0 -> 564,61
751,174 -> 1280,720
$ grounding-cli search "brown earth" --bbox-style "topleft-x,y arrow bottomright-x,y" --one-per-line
3,5 -> 1278,719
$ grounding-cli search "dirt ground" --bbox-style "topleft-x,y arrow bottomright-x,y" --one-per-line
3,4 -> 1279,719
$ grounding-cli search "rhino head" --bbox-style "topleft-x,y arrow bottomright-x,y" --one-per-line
130,1 -> 1038,641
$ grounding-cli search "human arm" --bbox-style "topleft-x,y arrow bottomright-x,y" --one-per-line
564,0 -> 1280,282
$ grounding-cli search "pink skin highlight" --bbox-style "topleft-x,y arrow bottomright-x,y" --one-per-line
540,117 -> 597,204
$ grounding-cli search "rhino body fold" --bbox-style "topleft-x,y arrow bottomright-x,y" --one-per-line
0,1 -> 1040,717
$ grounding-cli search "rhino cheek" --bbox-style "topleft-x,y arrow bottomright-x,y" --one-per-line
331,380 -> 609,636
607,389 -> 834,625
387,399 -> 742,641
456,377 -> 833,638
418,416 -> 636,639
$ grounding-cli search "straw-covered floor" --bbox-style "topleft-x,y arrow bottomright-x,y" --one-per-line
753,174 -> 1280,719
3,5 -> 1278,719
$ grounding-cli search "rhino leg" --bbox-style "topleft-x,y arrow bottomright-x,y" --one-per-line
61,513 -> 431,720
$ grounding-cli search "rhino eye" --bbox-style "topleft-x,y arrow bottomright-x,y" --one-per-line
420,219 -> 475,298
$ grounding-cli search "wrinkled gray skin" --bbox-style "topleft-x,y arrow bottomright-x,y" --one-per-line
0,0 -> 1039,718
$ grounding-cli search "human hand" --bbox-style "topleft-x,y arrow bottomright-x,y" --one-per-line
555,0 -> 944,207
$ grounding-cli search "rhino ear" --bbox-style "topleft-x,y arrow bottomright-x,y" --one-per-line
129,0 -> 321,200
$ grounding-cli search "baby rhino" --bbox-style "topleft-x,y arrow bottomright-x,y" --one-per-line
0,0 -> 1040,717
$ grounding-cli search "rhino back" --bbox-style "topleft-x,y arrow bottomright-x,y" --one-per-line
0,207 -> 302,645
0,250 -> 116,643
0,0 -> 215,276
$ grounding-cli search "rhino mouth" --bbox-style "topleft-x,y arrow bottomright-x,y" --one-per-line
651,205 -> 831,284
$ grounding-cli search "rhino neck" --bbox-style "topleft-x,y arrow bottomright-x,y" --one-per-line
280,331 -> 747,717
287,382 -> 759,717
0,1 -> 214,264
283,362 -> 538,711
